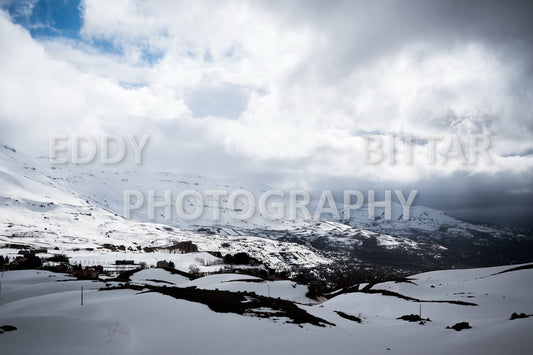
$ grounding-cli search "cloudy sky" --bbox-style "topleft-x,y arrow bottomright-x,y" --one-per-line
0,0 -> 532,228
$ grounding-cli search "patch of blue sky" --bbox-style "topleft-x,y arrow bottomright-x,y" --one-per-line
4,0 -> 82,39
118,81 -> 147,90
185,84 -> 252,120
1,0 -> 163,66
139,44 -> 165,65
89,36 -> 124,57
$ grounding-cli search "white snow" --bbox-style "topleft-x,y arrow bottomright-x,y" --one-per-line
0,264 -> 532,354
0,146 -> 331,274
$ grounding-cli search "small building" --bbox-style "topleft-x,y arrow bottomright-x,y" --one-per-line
81,267 -> 100,279
156,260 -> 170,268
18,250 -> 36,258
115,260 -> 135,265
73,266 -> 100,279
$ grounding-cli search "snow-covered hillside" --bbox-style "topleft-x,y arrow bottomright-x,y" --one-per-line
0,144 -> 331,273
28,146 -> 529,243
0,263 -> 532,354
2,142 -> 532,271
1,143 -> 452,272
30,147 -> 533,269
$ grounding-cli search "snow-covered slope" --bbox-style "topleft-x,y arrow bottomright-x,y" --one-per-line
128,270 -> 317,304
0,143 -> 450,271
46,155 -> 532,269
1,142 -> 532,271
0,264 -> 532,354
28,148 -> 527,243
0,144 -> 331,273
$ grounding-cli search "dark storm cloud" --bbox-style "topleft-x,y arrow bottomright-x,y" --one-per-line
309,171 -> 533,230
261,0 -> 533,135
250,0 -> 533,228
261,0 -> 533,64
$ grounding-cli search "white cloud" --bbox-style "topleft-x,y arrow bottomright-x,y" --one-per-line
0,0 -> 532,194
0,10 -> 189,152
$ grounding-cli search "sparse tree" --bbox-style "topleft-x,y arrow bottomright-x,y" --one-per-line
189,264 -> 200,277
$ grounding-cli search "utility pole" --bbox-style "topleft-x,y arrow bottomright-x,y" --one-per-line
419,303 -> 422,319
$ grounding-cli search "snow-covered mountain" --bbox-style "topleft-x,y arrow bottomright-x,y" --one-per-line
27,146 -> 524,244
0,143 -> 451,272
1,142 -> 532,272
0,143 -> 331,273
15,141 -> 531,271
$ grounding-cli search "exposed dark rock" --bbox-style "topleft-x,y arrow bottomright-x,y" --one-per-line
446,322 -> 472,331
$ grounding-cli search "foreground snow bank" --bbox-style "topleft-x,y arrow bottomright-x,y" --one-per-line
0,265 -> 532,354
